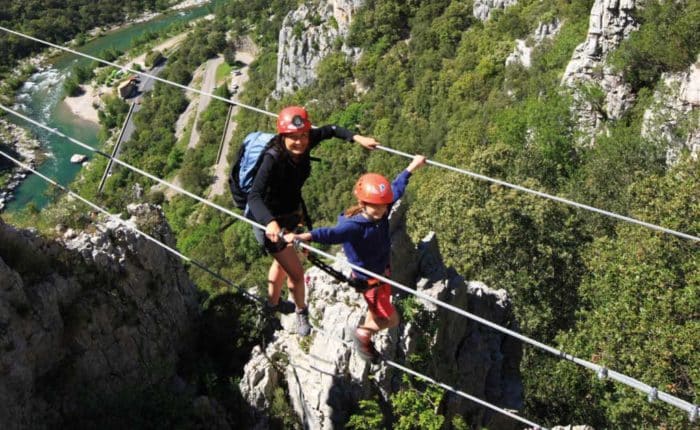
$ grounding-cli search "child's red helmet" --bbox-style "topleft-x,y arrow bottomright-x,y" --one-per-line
354,173 -> 393,204
277,106 -> 311,134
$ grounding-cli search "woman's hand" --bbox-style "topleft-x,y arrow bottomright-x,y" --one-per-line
266,220 -> 282,242
407,155 -> 427,173
354,135 -> 379,150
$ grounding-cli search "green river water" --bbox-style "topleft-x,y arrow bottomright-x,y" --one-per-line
6,2 -> 218,212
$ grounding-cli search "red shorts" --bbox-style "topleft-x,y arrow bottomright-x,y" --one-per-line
363,283 -> 395,319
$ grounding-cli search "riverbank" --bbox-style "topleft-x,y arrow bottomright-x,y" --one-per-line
64,29 -> 191,125
0,119 -> 43,212
91,0 -> 210,37
62,85 -> 109,124
173,0 -> 212,10
2,0 -> 208,105
2,2 -> 219,213
63,0 -> 211,125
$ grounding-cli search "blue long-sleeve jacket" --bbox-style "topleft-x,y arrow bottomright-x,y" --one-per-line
309,170 -> 412,280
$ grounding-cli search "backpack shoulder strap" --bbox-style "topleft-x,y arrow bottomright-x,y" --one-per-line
300,197 -> 313,231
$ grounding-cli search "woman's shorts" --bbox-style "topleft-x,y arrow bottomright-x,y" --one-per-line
363,283 -> 395,320
248,210 -> 303,254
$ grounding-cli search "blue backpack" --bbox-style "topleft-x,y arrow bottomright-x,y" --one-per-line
229,131 -> 277,209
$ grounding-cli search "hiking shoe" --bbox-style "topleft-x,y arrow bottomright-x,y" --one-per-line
296,307 -> 311,337
353,328 -> 380,364
267,300 -> 296,315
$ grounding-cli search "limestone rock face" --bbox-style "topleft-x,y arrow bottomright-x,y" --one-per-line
239,200 -> 523,429
0,204 -> 199,429
562,0 -> 639,143
473,0 -> 518,21
642,60 -> 700,164
506,19 -> 561,69
275,0 -> 364,95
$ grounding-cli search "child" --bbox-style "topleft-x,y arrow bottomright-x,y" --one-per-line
285,155 -> 427,361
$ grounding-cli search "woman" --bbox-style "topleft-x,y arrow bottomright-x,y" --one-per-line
247,106 -> 377,336
285,155 -> 427,360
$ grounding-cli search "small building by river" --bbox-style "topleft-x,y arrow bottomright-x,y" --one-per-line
118,76 -> 139,99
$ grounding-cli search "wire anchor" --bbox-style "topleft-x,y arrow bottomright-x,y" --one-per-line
647,387 -> 658,403
597,367 -> 608,380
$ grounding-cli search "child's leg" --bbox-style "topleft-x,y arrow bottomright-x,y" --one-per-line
362,283 -> 398,331
360,308 -> 399,335
354,284 -> 400,361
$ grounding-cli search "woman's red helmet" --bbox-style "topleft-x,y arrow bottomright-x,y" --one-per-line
354,173 -> 393,204
277,106 -> 312,134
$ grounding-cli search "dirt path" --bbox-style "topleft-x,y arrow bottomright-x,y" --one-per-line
188,56 -> 224,149
162,47 -> 255,201
208,51 -> 255,197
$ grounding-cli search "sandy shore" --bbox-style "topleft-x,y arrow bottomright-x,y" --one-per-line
63,85 -> 107,124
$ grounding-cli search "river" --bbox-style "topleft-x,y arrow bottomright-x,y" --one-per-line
6,2 -> 220,212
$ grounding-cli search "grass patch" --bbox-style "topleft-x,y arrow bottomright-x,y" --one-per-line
215,61 -> 232,86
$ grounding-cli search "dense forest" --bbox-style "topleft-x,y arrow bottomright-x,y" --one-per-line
2,0 -> 699,428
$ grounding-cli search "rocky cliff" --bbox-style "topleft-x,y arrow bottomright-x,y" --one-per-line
473,0 -> 518,21
642,59 -> 700,164
275,0 -> 524,95
0,204 -> 199,429
506,18 -> 561,69
0,119 -> 42,212
239,201 -> 523,429
275,0 -> 364,95
561,0 -> 639,144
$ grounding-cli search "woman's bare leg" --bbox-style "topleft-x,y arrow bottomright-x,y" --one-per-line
271,246 -> 306,309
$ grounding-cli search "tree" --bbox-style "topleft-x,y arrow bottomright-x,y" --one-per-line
610,0 -> 700,91
391,377 -> 445,430
410,143 -> 588,340
223,43 -> 237,65
548,158 -> 700,428
206,30 -> 226,55
145,50 -> 164,68
346,400 -> 384,430
63,76 -> 82,96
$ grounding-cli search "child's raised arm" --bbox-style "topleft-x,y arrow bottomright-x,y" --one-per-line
406,155 -> 427,173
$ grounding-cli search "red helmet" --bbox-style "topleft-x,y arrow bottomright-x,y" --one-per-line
354,173 -> 393,204
277,106 -> 311,134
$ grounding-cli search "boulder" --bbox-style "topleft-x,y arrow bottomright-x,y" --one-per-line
70,154 -> 88,164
